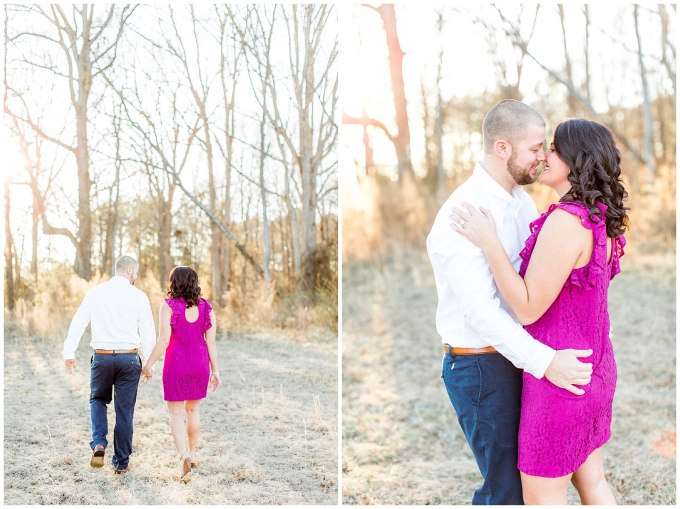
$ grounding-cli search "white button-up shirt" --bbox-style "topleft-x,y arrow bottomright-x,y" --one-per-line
426,162 -> 555,379
62,276 -> 156,360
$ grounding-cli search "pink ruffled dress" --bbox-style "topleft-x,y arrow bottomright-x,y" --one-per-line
162,297 -> 213,401
517,201 -> 626,477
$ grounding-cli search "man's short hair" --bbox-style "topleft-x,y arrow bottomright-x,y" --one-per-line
483,100 -> 546,154
115,255 -> 138,273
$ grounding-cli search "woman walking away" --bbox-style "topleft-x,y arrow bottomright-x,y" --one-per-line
142,266 -> 220,483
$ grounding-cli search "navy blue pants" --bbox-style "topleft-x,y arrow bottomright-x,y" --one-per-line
89,352 -> 141,470
442,352 -> 524,505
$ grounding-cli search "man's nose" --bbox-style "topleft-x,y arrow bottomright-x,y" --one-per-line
536,149 -> 546,161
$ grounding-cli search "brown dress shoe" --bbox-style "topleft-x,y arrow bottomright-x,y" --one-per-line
114,464 -> 131,474
90,444 -> 105,468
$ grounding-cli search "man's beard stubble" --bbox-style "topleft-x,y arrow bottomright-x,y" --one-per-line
507,150 -> 537,186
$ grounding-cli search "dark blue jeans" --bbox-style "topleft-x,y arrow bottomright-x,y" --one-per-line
89,352 -> 141,470
442,352 -> 524,505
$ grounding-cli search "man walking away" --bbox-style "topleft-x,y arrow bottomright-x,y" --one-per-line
62,255 -> 155,474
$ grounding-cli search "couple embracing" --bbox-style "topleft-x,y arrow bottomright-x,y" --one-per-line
62,257 -> 220,482
427,100 -> 628,505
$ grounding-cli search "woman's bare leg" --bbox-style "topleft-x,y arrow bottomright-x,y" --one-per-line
521,471 -> 572,505
167,401 -> 188,457
185,399 -> 201,459
571,447 -> 617,505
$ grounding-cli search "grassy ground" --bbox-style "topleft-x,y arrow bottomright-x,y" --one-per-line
4,327 -> 337,505
341,247 -> 675,505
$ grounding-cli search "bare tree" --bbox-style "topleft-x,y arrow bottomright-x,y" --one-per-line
634,5 -> 657,188
4,177 -> 15,310
259,104 -> 272,298
214,5 -> 246,296
110,76 -> 265,276
4,4 -> 14,309
155,6 -> 223,301
478,4 -> 652,169
558,5 -> 579,115
658,4 -> 676,105
6,4 -> 135,280
344,4 -> 412,178
245,5 -> 337,292
103,56 -> 202,286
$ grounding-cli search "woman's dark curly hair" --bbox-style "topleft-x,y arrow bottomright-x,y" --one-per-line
166,266 -> 202,308
553,119 -> 629,237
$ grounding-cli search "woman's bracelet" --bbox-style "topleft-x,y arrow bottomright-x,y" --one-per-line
211,372 -> 220,375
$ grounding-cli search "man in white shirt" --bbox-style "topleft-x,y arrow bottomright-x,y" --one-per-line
427,100 -> 593,504
63,255 -> 156,474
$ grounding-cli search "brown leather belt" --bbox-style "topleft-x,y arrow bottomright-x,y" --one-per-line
444,344 -> 498,355
94,349 -> 138,355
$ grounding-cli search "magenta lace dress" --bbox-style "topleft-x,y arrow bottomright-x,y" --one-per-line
517,201 -> 626,477
162,297 -> 213,401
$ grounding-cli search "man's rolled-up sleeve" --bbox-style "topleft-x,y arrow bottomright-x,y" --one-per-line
433,232 -> 555,379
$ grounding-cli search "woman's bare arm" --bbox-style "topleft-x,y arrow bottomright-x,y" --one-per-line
144,301 -> 172,370
205,310 -> 220,390
452,205 -> 591,324
485,210 -> 590,323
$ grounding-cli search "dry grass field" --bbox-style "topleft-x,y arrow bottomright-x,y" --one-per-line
4,324 -> 338,505
342,249 -> 675,505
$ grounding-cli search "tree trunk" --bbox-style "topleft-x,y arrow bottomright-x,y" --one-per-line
300,134 -> 317,291
435,11 -> 445,191
363,122 -> 374,173
74,9 -> 93,281
218,15 -> 239,298
5,179 -> 15,311
159,181 -> 174,287
110,169 -> 120,277
377,4 -> 412,179
101,191 -> 114,276
30,174 -> 39,296
222,133 -> 232,296
659,5 -> 676,106
634,4 -> 657,189
558,5 -> 579,115
297,6 -> 319,292
3,4 -> 13,310
259,109 -> 272,300
421,82 -> 434,188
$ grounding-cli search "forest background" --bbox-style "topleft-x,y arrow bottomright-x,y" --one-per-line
341,4 -> 675,505
4,4 -> 338,329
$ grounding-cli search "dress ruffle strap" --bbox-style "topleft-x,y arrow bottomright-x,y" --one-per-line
610,235 -> 626,279
165,297 -> 183,328
519,201 -> 612,292
202,298 -> 214,331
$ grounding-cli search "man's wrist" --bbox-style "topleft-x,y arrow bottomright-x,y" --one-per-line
532,346 -> 556,379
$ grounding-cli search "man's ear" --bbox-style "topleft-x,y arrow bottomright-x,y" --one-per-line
494,139 -> 511,160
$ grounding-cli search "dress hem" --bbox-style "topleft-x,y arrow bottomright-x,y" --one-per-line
518,431 -> 611,478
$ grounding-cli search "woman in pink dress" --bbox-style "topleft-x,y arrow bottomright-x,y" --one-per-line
142,266 -> 220,482
450,119 -> 628,504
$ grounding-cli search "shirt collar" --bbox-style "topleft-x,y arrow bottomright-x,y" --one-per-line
472,162 -> 525,217
111,275 -> 131,284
